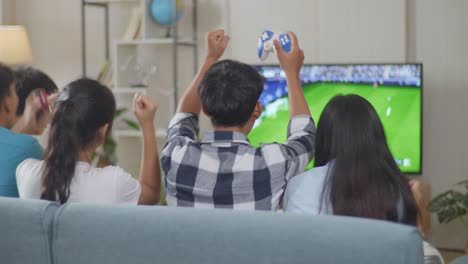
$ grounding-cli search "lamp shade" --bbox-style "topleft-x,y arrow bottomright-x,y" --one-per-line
0,26 -> 33,65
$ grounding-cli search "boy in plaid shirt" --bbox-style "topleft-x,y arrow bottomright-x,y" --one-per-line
161,30 -> 315,210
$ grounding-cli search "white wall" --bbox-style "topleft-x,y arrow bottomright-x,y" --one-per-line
13,0 -> 82,87
5,0 -> 468,250
229,0 -> 406,64
11,0 -> 229,87
0,0 -> 15,24
409,0 -> 468,250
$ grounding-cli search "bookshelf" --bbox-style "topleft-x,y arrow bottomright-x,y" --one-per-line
81,0 -> 198,177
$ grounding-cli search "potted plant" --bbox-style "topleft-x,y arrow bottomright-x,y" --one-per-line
428,179 -> 468,253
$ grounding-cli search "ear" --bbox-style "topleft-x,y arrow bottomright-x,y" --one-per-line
4,95 -> 14,114
201,107 -> 211,118
97,123 -> 109,141
252,102 -> 263,119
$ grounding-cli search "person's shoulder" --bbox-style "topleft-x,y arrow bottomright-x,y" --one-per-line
257,142 -> 284,152
284,164 -> 330,214
16,158 -> 43,178
16,134 -> 43,158
16,158 -> 44,199
288,164 -> 330,187
97,165 -> 139,194
255,142 -> 298,164
9,132 -> 41,149
0,128 -> 35,145
88,164 -> 129,177
95,165 -> 134,182
168,112 -> 199,128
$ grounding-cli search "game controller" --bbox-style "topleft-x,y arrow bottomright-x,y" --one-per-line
257,30 -> 292,61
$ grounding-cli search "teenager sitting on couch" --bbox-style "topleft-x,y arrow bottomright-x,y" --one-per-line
0,63 -> 43,197
16,78 -> 161,205
161,30 -> 315,210
283,94 -> 443,264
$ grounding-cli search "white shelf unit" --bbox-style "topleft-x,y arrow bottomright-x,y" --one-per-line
115,38 -> 196,46
84,0 -> 139,4
81,0 -> 198,177
112,87 -> 147,94
114,128 -> 167,138
108,0 -> 198,177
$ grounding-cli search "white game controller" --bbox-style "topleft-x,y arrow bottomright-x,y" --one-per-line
257,30 -> 292,61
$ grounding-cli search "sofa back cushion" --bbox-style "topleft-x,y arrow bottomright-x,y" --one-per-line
52,204 -> 423,264
0,197 -> 58,264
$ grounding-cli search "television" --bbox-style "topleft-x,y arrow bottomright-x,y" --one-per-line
248,64 -> 423,174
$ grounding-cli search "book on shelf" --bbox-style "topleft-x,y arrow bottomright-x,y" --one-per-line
97,60 -> 113,88
122,6 -> 142,41
97,6 -> 141,88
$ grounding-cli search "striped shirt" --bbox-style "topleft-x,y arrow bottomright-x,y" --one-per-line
161,112 -> 315,210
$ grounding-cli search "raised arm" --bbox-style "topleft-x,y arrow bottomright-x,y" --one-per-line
133,93 -> 161,205
177,29 -> 230,114
274,32 -> 311,117
409,179 -> 432,235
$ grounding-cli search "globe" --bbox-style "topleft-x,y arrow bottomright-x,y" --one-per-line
150,0 -> 184,26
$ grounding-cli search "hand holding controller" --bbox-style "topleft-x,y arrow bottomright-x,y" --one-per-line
257,30 -> 292,61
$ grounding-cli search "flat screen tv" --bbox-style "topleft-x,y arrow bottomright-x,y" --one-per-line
248,64 -> 422,174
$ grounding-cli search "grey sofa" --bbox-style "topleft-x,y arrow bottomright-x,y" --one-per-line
0,197 -> 423,264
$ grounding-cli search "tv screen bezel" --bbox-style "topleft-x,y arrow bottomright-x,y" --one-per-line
251,63 -> 423,175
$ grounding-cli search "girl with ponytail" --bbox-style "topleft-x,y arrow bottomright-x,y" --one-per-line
16,78 -> 160,205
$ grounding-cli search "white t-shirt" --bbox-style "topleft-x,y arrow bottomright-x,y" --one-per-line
16,158 -> 141,204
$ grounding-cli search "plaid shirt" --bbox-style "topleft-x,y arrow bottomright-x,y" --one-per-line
161,112 -> 316,211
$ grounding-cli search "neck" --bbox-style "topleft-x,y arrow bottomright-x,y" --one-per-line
214,124 -> 252,135
78,148 -> 95,164
214,126 -> 244,133
0,116 -> 11,129
11,117 -> 34,134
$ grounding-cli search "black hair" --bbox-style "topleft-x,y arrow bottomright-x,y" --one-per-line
0,63 -> 15,104
41,78 -> 116,204
14,66 -> 58,115
198,59 -> 263,127
316,94 -> 418,226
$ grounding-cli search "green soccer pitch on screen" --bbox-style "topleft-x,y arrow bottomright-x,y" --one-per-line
248,64 -> 422,174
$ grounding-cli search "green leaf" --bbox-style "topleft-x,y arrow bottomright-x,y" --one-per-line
430,180 -> 468,225
445,207 -> 460,223
456,207 -> 467,216
463,194 -> 468,208
115,107 -> 127,118
452,191 -> 465,201
454,179 -> 468,191
123,119 -> 140,131
428,191 -> 452,212
455,179 -> 468,186
438,208 -> 455,224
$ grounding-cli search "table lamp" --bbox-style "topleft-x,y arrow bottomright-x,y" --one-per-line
0,25 -> 32,65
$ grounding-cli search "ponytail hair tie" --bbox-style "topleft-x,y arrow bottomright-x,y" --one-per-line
56,86 -> 70,104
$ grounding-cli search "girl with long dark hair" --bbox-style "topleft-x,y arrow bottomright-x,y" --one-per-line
16,78 -> 160,205
283,94 -> 443,263
284,94 -> 417,222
